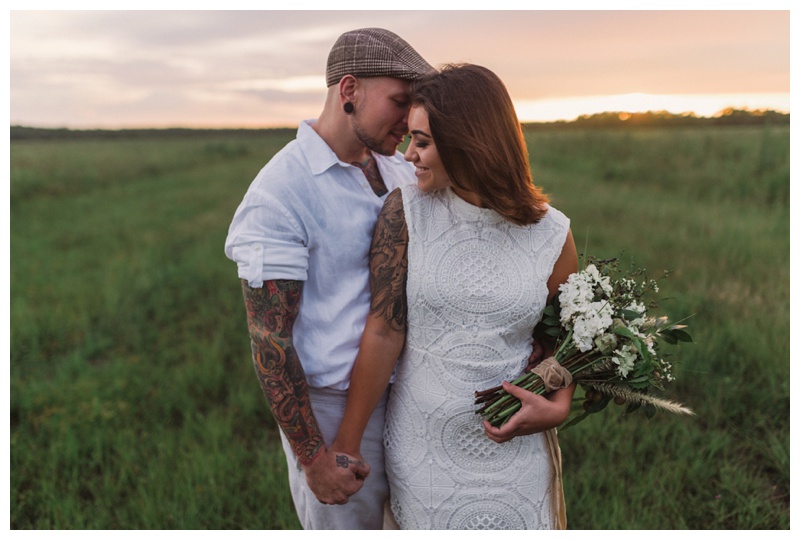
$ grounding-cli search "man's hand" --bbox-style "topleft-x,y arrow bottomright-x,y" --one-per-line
483,380 -> 574,444
303,447 -> 371,505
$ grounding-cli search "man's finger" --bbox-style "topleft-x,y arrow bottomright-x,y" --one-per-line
334,453 -> 356,468
335,453 -> 371,478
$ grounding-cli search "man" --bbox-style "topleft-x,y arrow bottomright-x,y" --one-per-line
224,28 -> 435,529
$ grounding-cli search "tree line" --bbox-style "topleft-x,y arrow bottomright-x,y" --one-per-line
10,109 -> 788,141
524,108 -> 789,131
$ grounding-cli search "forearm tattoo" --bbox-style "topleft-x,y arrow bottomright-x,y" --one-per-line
242,279 -> 324,466
369,189 -> 409,332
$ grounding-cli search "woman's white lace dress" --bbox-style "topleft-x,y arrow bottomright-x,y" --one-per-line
384,185 -> 570,530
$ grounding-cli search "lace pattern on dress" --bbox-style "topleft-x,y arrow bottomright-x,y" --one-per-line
385,185 -> 570,530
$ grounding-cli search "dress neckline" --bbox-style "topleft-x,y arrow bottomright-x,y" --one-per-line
445,187 -> 505,224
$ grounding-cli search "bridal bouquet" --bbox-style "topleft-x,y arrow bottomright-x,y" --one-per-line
475,257 -> 693,428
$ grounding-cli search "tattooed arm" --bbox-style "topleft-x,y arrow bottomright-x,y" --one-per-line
331,189 -> 409,456
242,279 -> 368,504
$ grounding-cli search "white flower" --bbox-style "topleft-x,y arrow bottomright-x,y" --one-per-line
558,265 -> 613,327
558,278 -> 592,324
612,344 -> 638,378
571,301 -> 614,352
645,338 -> 657,357
625,300 -> 647,327
627,300 -> 646,315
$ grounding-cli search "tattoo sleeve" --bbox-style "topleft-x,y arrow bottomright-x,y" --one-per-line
241,279 -> 324,466
369,189 -> 409,332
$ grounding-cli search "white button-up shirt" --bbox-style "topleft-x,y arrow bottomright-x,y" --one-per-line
225,120 -> 415,390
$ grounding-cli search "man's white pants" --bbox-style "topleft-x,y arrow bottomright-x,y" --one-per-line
279,386 -> 390,530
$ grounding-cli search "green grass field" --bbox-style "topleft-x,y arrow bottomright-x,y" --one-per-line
10,125 -> 789,529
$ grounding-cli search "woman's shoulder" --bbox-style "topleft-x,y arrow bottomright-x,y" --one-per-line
398,183 -> 421,197
542,203 -> 570,228
397,183 -> 434,209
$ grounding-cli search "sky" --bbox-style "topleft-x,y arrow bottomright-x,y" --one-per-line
7,7 -> 792,129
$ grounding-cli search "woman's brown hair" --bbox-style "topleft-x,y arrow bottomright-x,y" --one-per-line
410,64 -> 548,225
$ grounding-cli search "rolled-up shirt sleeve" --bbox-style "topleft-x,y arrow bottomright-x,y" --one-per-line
224,189 -> 309,287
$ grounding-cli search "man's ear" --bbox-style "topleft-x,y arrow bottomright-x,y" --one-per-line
338,75 -> 358,106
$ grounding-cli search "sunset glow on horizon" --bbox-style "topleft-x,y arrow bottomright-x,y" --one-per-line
513,92 -> 790,124
9,10 -> 790,129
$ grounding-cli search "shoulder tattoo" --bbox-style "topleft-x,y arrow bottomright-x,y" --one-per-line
369,189 -> 409,332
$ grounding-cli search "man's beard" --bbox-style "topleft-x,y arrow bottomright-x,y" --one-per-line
352,118 -> 396,157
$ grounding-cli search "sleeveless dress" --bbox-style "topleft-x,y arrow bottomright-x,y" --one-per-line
384,185 -> 570,530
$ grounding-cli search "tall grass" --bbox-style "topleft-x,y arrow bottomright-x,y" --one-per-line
10,126 -> 789,529
526,126 -> 789,529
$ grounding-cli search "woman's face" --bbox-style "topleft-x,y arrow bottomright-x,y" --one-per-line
403,105 -> 452,193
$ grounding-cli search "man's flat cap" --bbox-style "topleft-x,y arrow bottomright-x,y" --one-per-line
326,27 -> 434,87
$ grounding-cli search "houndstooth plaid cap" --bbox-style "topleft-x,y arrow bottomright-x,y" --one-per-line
326,28 -> 434,87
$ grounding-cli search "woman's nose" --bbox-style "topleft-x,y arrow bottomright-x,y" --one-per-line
404,143 -> 414,162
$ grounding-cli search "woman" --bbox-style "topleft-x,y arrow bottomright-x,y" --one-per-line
331,64 -> 578,529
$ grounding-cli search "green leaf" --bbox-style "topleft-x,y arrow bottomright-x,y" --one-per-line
613,326 -> 636,339
552,295 -> 562,317
631,337 -> 647,358
543,305 -> 556,317
544,326 -> 562,337
542,315 -> 561,327
643,402 -> 657,419
560,412 -> 590,430
633,366 -> 654,380
587,395 -> 611,414
620,309 -> 643,321
624,375 -> 651,390
671,329 -> 693,342
660,332 -> 678,345
625,402 -> 642,414
562,395 -> 611,430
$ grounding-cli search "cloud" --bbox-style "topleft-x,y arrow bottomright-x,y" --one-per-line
9,10 -> 790,128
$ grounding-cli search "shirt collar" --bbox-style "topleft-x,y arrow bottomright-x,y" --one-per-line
297,119 -> 405,176
297,120 -> 344,176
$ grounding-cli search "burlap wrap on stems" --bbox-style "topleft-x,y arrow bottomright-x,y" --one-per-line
531,356 -> 573,391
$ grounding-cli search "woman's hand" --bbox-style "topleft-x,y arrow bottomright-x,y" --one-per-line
524,340 -> 546,372
482,380 -> 575,443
